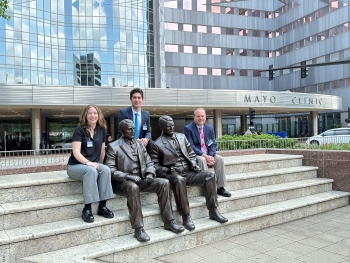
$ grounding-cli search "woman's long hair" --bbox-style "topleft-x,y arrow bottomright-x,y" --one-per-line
78,104 -> 107,130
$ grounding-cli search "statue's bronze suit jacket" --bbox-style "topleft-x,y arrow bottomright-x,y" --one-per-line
105,138 -> 156,182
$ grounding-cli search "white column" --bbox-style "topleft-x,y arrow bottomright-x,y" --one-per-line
310,111 -> 318,136
31,108 -> 42,151
213,110 -> 222,138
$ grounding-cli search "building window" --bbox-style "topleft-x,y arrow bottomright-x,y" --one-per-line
239,49 -> 247,56
317,32 -> 326,42
212,47 -> 221,55
165,44 -> 178,52
318,83 -> 326,91
252,30 -> 260,37
293,42 -> 300,50
252,10 -> 260,17
330,52 -> 339,62
198,25 -> 207,33
226,28 -> 234,35
184,46 -> 193,53
305,86 -> 313,93
226,69 -> 235,76
183,24 -> 193,32
183,0 -> 192,10
212,27 -> 221,34
329,27 -> 339,37
316,9 -> 325,19
304,15 -> 312,24
226,48 -> 234,56
282,25 -> 289,34
212,68 -> 221,76
239,29 -> 248,36
165,1 -> 177,8
330,0 -> 339,12
165,23 -> 178,30
253,70 -> 261,77
346,78 -> 350,87
198,47 -> 207,54
304,37 -> 312,46
344,22 -> 350,32
184,67 -> 193,75
240,70 -> 248,76
331,80 -> 340,89
239,9 -> 248,16
265,51 -> 273,57
225,7 -> 234,14
211,0 -> 221,13
265,31 -> 273,38
265,12 -> 273,18
197,0 -> 206,12
293,20 -> 300,29
252,50 -> 260,57
198,68 -> 207,75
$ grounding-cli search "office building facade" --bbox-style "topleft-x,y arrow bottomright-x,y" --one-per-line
0,0 -> 348,149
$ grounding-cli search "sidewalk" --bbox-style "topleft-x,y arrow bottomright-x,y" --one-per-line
157,205 -> 350,263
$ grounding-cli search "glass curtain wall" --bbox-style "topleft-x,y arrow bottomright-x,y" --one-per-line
0,0 -> 155,88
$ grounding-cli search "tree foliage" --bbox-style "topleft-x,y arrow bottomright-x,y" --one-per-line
0,0 -> 10,20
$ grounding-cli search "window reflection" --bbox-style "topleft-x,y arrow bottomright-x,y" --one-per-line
0,0 -> 155,87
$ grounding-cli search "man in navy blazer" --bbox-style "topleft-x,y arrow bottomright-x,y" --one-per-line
184,108 -> 231,197
117,88 -> 152,152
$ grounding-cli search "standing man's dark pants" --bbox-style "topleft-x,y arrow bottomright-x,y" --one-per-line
165,170 -> 218,216
113,178 -> 174,229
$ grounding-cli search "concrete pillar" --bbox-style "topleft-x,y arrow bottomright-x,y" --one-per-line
110,117 -> 115,140
240,115 -> 247,134
31,108 -> 41,151
310,111 -> 318,136
213,110 -> 222,138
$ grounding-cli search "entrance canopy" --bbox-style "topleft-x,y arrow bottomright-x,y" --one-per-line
0,85 -> 342,118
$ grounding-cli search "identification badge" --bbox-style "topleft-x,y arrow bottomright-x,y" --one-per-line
143,123 -> 147,130
207,139 -> 213,146
87,141 -> 93,147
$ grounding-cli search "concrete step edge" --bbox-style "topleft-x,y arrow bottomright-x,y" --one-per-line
226,166 -> 318,180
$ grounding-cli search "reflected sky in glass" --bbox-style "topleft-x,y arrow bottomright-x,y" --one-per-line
0,0 -> 154,87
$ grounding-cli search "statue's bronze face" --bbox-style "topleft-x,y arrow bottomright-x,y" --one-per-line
122,121 -> 135,140
162,120 -> 175,136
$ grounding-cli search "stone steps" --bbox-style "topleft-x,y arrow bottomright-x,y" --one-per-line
0,178 -> 337,261
21,191 -> 349,263
0,153 -> 347,262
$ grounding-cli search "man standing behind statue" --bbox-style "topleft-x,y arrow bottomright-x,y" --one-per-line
117,88 -> 152,152
184,108 -> 231,197
105,119 -> 184,242
151,116 -> 228,231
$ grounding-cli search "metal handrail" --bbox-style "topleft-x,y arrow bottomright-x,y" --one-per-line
0,149 -> 72,167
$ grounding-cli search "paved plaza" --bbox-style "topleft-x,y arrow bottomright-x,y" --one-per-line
157,205 -> 350,263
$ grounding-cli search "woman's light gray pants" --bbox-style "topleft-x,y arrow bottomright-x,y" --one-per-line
67,164 -> 114,204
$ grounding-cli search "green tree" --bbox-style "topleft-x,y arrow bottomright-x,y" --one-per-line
0,0 -> 10,20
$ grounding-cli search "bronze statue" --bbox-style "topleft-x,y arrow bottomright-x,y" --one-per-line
150,116 -> 228,231
104,119 -> 184,242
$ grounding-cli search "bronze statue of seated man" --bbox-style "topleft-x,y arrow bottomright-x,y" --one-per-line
104,119 -> 184,242
150,115 -> 228,231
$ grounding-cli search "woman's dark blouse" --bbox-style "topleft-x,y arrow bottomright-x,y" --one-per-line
67,126 -> 106,165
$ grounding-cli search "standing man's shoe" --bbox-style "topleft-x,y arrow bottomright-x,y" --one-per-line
134,227 -> 150,242
217,187 -> 231,197
164,219 -> 185,233
209,208 -> 228,223
182,214 -> 195,231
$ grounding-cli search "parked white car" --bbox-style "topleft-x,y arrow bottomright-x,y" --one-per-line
306,128 -> 350,145
52,138 -> 72,149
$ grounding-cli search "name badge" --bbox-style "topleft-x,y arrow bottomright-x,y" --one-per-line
87,141 -> 93,147
143,123 -> 147,130
207,139 -> 213,146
